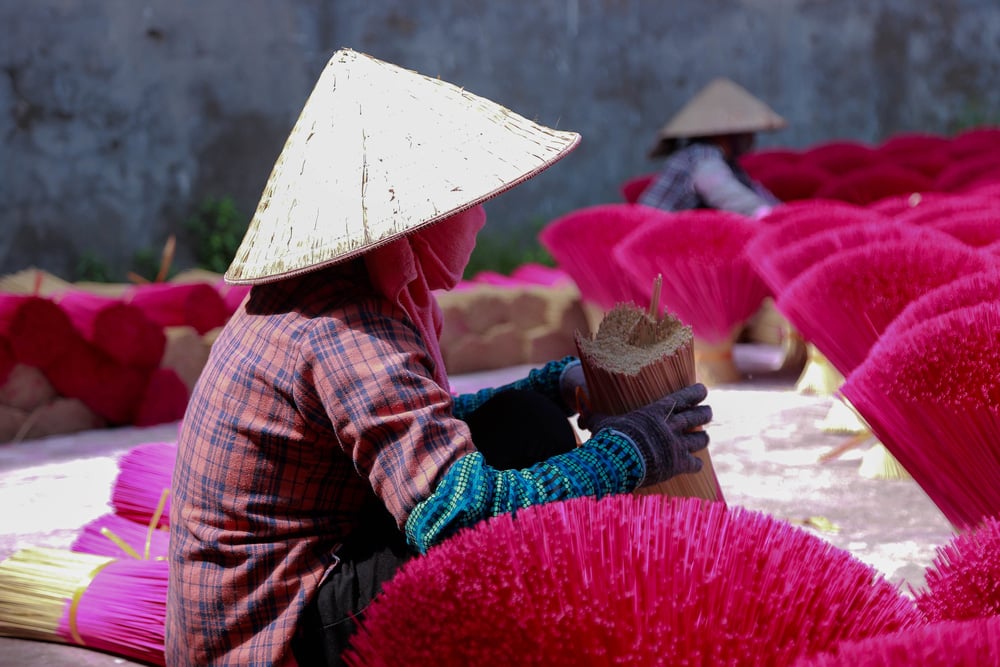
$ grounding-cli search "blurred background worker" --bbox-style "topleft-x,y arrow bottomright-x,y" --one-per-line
639,78 -> 787,219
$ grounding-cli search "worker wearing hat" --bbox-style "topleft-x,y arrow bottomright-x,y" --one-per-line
639,78 -> 787,218
166,49 -> 713,666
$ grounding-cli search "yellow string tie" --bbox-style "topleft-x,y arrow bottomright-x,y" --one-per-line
69,489 -> 171,645
98,527 -> 142,560
96,487 -> 170,561
145,488 -> 170,561
67,558 -> 115,646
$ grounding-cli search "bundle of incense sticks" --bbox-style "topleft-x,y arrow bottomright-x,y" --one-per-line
574,276 -> 723,502
346,495 -> 920,666
0,546 -> 167,666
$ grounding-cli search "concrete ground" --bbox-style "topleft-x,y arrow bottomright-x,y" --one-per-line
0,345 -> 958,665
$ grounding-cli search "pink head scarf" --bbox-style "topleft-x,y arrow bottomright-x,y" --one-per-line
364,205 -> 487,391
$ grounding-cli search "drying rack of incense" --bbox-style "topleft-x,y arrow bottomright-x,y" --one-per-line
575,277 -> 724,502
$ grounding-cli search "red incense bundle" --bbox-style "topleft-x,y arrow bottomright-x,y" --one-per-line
42,336 -> 152,425
125,281 -> 229,335
0,335 -> 13,386
538,203 -> 652,310
913,515 -> 1000,622
877,131 -> 951,157
775,237 -> 992,378
54,290 -> 167,368
345,494 -> 920,667
801,139 -> 883,175
2,295 -> 79,370
933,154 -> 1000,193
814,163 -> 932,206
132,367 -> 189,428
795,616 -> 1000,666
948,127 -> 1000,159
752,161 -> 831,202
876,133 -> 952,180
739,147 -> 803,177
840,302 -> 1000,531
619,173 -> 656,203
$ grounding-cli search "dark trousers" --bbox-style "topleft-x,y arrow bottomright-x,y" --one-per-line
292,388 -> 577,666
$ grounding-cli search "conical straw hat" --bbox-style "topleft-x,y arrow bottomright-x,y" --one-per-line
655,77 -> 786,140
225,49 -> 581,285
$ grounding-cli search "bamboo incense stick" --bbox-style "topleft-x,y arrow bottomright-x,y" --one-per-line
575,276 -> 724,502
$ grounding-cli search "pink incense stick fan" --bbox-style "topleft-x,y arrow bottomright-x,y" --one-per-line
774,236 -> 993,380
538,203 -> 652,312
749,220 -> 927,298
613,208 -> 769,385
893,192 -> 997,226
748,201 -> 883,275
913,515 -> 1000,622
774,236 -> 992,458
794,616 -> 1000,667
344,494 -> 920,667
881,269 -> 1000,343
925,208 -> 1000,248
749,223 -> 946,398
840,301 -> 1000,531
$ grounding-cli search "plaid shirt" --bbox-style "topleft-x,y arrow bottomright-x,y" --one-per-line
167,261 -> 644,666
638,143 -> 777,213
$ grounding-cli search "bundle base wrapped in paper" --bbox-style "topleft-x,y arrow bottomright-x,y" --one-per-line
575,288 -> 723,502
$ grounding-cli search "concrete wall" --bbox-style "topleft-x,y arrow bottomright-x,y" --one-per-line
3,0 -> 1000,279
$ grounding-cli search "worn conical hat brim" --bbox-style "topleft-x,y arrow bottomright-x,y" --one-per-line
225,49 -> 581,285
655,78 -> 787,140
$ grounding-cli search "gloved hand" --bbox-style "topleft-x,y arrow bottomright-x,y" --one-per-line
583,383 -> 712,487
558,360 -> 590,414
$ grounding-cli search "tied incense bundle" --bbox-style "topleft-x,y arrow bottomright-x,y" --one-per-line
0,490 -> 170,665
0,548 -> 168,666
346,495 -> 920,667
574,276 -> 723,502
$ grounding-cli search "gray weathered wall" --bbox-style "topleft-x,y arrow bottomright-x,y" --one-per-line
3,0 -> 999,279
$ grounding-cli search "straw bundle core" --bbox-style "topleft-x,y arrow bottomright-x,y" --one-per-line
575,279 -> 722,501
0,547 -> 114,643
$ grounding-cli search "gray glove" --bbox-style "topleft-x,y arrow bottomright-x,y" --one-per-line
583,383 -> 712,487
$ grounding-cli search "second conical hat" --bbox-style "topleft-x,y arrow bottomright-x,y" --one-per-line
655,78 -> 786,140
225,48 -> 581,285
